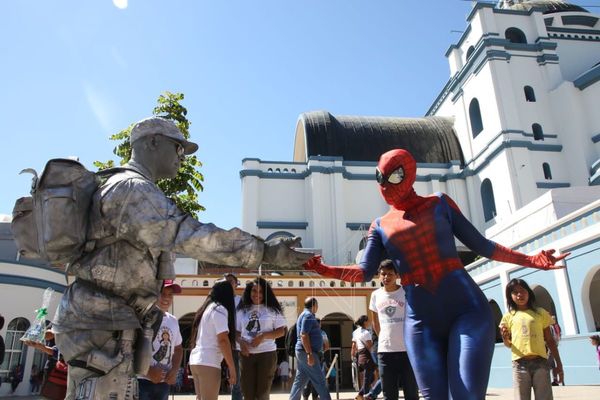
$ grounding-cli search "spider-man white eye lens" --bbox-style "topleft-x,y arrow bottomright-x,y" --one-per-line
386,168 -> 404,184
375,167 -> 404,185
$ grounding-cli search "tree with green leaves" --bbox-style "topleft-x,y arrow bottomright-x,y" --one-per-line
94,91 -> 205,217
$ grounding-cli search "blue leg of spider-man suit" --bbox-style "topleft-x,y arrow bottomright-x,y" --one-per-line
404,269 -> 495,400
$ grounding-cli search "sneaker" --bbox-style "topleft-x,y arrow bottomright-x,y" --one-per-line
551,381 -> 559,386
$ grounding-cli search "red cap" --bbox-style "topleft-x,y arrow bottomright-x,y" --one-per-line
163,279 -> 182,294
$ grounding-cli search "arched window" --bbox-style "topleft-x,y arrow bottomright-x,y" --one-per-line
469,98 -> 484,138
1,317 -> 30,380
466,46 -> 475,60
543,163 -> 553,180
524,86 -> 536,102
532,285 -> 557,317
588,268 -> 600,331
481,179 -> 497,222
299,281 -> 305,288
505,27 -> 527,43
532,123 -> 544,141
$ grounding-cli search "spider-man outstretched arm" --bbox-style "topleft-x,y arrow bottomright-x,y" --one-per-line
304,222 -> 383,283
305,195 -> 568,282
443,194 -> 569,270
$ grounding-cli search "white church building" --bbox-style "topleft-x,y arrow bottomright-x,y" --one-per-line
239,0 -> 600,387
1,0 -> 600,394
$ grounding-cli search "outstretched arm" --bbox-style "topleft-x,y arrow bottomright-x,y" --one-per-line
304,221 -> 384,282
444,194 -> 569,270
304,257 -> 364,282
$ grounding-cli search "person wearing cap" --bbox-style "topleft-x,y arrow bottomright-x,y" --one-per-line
51,116 -> 313,399
138,280 -> 183,400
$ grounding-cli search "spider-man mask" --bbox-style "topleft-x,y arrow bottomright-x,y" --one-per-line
377,149 -> 418,210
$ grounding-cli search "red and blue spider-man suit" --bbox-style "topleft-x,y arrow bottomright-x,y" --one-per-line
305,149 -> 567,400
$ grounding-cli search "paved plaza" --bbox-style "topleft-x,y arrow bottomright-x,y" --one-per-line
3,386 -> 600,400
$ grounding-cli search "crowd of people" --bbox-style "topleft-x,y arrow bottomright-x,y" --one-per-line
12,268 -> 599,400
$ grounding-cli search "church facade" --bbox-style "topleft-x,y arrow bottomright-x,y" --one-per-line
238,0 -> 600,386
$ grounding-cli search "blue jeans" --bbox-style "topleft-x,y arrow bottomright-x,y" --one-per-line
366,379 -> 382,399
232,350 -> 243,400
378,352 -> 419,400
289,351 -> 331,400
138,379 -> 170,400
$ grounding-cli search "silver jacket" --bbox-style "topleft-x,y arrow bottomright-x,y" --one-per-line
54,161 -> 264,333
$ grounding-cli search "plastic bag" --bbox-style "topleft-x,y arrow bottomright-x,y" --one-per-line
21,287 -> 54,343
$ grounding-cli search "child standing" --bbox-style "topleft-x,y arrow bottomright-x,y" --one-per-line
500,278 -> 563,400
368,260 -> 418,400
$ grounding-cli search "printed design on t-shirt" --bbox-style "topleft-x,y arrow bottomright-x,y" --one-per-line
377,298 -> 405,324
245,310 -> 262,337
153,328 -> 173,366
384,305 -> 396,318
517,316 -> 539,340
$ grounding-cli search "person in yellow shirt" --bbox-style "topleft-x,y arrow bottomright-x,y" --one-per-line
500,278 -> 563,400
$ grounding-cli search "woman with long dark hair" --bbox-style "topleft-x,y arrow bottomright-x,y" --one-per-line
237,277 -> 286,400
500,278 -> 563,399
189,280 -> 236,400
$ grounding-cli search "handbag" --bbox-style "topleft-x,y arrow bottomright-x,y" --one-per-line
41,360 -> 68,400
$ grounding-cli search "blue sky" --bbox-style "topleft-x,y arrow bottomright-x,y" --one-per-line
1,0 -> 595,229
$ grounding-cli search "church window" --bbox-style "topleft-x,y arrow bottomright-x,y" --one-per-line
2,317 -> 29,380
524,86 -> 536,102
543,163 -> 553,180
469,98 -> 484,138
532,123 -> 544,141
481,179 -> 497,222
505,28 -> 527,44
466,46 -> 475,60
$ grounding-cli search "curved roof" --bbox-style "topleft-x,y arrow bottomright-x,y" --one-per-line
293,111 -> 464,164
499,0 -> 588,14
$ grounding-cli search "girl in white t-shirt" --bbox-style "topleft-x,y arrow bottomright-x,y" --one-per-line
351,315 -> 376,400
189,281 -> 236,400
237,277 -> 287,400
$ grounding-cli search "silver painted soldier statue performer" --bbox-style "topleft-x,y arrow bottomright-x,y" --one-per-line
51,117 -> 312,399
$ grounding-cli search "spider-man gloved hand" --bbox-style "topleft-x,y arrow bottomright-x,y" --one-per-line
492,245 -> 570,270
303,256 -> 364,282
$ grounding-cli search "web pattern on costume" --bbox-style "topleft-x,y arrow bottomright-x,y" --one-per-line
359,193 -> 515,291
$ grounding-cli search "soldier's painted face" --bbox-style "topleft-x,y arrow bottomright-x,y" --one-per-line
377,149 -> 417,208
154,135 -> 185,179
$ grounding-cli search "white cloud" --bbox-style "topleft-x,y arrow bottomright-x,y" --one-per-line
112,0 -> 128,10
82,82 -> 114,132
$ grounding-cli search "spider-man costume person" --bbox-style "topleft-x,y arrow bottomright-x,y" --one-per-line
305,149 -> 568,400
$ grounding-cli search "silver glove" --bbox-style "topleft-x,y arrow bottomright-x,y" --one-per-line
262,236 -> 315,270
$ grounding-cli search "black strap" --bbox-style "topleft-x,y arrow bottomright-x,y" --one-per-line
67,359 -> 105,376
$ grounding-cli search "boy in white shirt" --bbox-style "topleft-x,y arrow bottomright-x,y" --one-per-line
138,280 -> 183,400
369,260 -> 418,400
